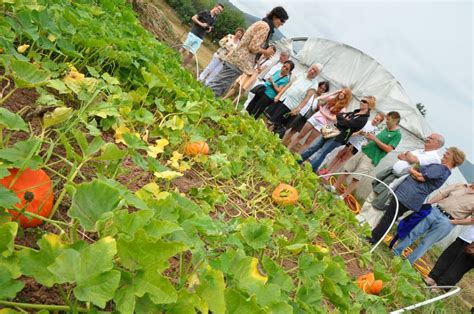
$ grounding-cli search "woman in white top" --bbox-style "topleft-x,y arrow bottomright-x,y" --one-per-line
200,28 -> 245,86
287,88 -> 352,152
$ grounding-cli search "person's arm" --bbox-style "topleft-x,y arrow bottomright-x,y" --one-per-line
248,23 -> 274,57
409,167 -> 425,182
366,133 -> 395,153
274,79 -> 294,102
290,89 -> 316,114
191,14 -> 208,29
219,34 -> 231,47
404,151 -> 419,164
450,216 -> 474,225
427,184 -> 461,204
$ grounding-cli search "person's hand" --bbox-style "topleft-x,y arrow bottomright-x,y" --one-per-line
201,22 -> 209,28
262,47 -> 275,58
290,108 -> 300,116
274,95 -> 280,102
366,133 -> 376,141
206,27 -> 213,33
267,77 -> 273,83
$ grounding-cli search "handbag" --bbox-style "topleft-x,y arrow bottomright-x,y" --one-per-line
250,84 -> 266,95
321,125 -> 341,139
464,241 -> 474,255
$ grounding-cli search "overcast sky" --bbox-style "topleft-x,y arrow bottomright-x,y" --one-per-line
231,0 -> 473,161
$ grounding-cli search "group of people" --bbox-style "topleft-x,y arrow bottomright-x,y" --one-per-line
180,4 -> 473,289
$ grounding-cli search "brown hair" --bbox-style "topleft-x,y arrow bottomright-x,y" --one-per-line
328,88 -> 352,114
235,27 -> 245,35
387,111 -> 401,124
447,147 -> 466,167
364,96 -> 376,110
375,112 -> 385,121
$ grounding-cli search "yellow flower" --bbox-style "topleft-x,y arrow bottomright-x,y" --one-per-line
142,182 -> 170,200
147,138 -> 169,158
167,151 -> 183,169
47,34 -> 57,42
17,44 -> 30,54
154,170 -> 183,180
64,66 -> 85,82
178,161 -> 191,172
114,125 -> 131,145
250,258 -> 268,284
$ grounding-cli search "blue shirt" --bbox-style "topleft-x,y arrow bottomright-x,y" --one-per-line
395,164 -> 451,211
264,70 -> 290,99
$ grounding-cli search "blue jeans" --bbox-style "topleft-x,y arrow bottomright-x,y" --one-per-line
300,137 -> 342,171
393,206 -> 454,264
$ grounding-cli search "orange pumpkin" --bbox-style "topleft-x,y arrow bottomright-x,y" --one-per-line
0,168 -> 54,228
356,272 -> 375,293
184,141 -> 209,156
369,280 -> 383,295
271,183 -> 299,205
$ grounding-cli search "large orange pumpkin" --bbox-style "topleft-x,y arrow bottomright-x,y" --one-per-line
369,280 -> 383,295
271,183 -> 299,205
0,168 -> 54,228
357,272 -> 383,295
184,141 -> 209,156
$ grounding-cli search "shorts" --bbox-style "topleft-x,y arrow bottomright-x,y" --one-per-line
308,116 -> 325,131
343,151 -> 375,181
182,32 -> 203,55
287,114 -> 307,132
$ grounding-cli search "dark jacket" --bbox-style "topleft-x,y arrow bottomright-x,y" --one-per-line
334,109 -> 370,144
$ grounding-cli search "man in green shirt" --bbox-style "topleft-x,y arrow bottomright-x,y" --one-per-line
330,111 -> 402,200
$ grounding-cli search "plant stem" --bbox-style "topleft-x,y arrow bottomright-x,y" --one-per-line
0,301 -> 90,312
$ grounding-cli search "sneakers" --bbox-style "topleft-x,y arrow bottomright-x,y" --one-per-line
335,195 -> 344,201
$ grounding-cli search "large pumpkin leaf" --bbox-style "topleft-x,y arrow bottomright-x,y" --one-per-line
195,267 -> 226,314
0,108 -> 28,131
0,268 -> 24,300
240,218 -> 273,250
67,180 -> 121,231
0,186 -> 20,210
134,269 -> 178,305
0,222 -> 18,258
11,59 -> 50,88
0,138 -> 43,168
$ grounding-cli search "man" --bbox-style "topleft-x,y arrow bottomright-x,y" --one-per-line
242,49 -> 291,109
179,4 -> 224,67
330,111 -> 402,200
393,182 -> 473,264
357,133 -> 445,227
208,6 -> 289,97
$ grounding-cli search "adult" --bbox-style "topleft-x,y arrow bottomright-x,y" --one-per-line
320,113 -> 385,176
287,88 -> 352,152
299,96 -> 375,172
243,49 -> 292,109
357,133 -> 445,228
265,63 -> 322,134
207,7 -> 289,97
246,60 -> 294,118
281,81 -> 330,146
199,28 -> 245,85
222,46 -> 276,105
424,225 -> 474,287
330,111 -> 402,200
393,182 -> 472,264
179,3 -> 225,67
368,147 -> 466,244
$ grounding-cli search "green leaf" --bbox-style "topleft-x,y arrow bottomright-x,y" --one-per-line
74,270 -> 121,308
48,249 -> 80,283
0,268 -> 24,299
47,79 -> 71,94
240,218 -> 273,250
225,288 -> 265,314
0,108 -> 28,131
0,186 -> 20,210
166,289 -> 203,314
113,209 -> 153,236
324,259 -> 349,284
0,222 -> 18,257
114,272 -> 136,314
88,102 -> 120,119
135,269 -> 177,304
11,59 -> 50,87
195,267 -> 226,314
94,143 -> 126,161
261,256 -> 294,292
68,180 -> 121,231
143,219 -> 182,240
0,138 -> 42,168
117,229 -> 187,272
19,233 -> 64,287
43,107 -> 74,129
102,72 -> 120,85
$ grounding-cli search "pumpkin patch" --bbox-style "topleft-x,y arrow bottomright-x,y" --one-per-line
271,183 -> 299,205
184,141 -> 209,156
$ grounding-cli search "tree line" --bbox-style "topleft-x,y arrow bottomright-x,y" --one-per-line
165,0 -> 247,42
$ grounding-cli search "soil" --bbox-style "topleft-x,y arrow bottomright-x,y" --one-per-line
14,277 -> 65,306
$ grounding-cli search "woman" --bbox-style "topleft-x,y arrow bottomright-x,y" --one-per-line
287,88 -> 352,152
246,60 -> 294,118
200,28 -> 245,86
298,96 -> 375,173
222,45 -> 276,105
265,63 -> 322,133
320,112 -> 385,176
424,225 -> 473,287
208,6 -> 289,97
281,81 -> 330,146
369,147 -> 466,244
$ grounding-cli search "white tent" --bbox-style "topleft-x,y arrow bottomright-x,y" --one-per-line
273,37 -> 467,199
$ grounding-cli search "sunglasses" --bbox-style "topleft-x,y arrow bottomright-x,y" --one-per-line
361,99 -> 368,104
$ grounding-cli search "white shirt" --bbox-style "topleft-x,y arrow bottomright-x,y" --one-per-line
392,149 -> 441,176
459,226 -> 474,243
281,73 -> 318,110
349,121 -> 379,151
300,95 -> 320,116
263,62 -> 282,80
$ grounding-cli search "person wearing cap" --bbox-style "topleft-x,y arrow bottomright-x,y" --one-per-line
298,96 -> 375,171
393,182 -> 473,264
265,63 -> 322,135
